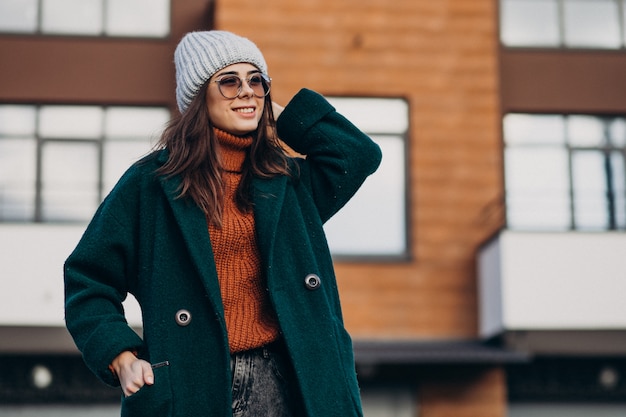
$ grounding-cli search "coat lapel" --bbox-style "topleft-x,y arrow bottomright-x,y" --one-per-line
252,176 -> 287,264
157,166 -> 287,317
159,175 -> 225,319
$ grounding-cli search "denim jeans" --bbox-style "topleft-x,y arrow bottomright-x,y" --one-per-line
230,342 -> 301,417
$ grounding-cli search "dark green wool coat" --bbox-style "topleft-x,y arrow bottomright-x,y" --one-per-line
64,89 -> 382,417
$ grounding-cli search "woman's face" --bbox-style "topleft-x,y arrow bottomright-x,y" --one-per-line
206,63 -> 266,136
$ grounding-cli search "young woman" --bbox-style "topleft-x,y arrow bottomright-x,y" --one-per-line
64,30 -> 382,417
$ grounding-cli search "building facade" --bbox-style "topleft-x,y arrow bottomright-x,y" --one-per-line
1,0 -> 625,416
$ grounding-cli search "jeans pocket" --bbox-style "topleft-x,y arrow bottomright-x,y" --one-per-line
268,352 -> 289,384
121,362 -> 173,417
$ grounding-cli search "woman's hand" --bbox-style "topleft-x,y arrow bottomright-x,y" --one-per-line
111,351 -> 154,397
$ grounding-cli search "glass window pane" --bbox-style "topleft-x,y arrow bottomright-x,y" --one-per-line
103,142 -> 152,194
611,152 -> 625,229
563,0 -> 621,49
609,118 -> 626,147
0,105 -> 36,136
571,151 -> 609,230
324,135 -> 406,256
105,107 -> 169,140
0,0 -> 38,33
0,138 -> 36,221
567,115 -> 606,147
500,0 -> 560,47
41,0 -> 103,35
327,98 -> 409,135
41,142 -> 99,222
106,0 -> 170,37
504,114 -> 565,145
621,0 -> 626,46
39,106 -> 103,139
505,147 -> 571,230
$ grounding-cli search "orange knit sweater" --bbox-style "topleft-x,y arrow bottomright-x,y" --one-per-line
208,129 -> 280,353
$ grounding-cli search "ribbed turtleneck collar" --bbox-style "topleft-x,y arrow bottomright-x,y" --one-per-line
215,128 -> 253,173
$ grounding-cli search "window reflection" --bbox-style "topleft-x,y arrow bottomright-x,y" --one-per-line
611,152 -> 626,228
0,106 -> 37,136
41,142 -> 99,222
106,0 -> 170,38
0,0 -> 37,33
501,0 -> 626,49
39,106 -> 103,139
105,107 -> 169,139
567,116 -> 606,147
504,114 -> 565,145
571,151 -> 609,230
0,139 -> 37,221
505,147 -> 571,230
324,97 -> 409,258
0,0 -> 170,38
504,113 -> 626,231
501,0 -> 560,47
563,0 -> 621,49
0,105 -> 168,223
41,0 -> 102,35
325,135 -> 407,256
103,141 -> 152,194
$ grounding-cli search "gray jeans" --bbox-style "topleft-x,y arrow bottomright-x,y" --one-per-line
230,342 -> 301,417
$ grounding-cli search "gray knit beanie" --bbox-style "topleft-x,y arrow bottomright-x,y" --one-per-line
174,31 -> 268,113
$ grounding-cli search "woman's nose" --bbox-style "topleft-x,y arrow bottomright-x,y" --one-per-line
239,79 -> 255,97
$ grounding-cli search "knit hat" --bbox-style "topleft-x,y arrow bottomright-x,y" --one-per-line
174,31 -> 268,113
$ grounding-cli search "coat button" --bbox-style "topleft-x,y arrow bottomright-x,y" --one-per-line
304,274 -> 321,290
175,309 -> 192,326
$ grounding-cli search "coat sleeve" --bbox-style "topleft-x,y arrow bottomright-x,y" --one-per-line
276,88 -> 382,223
64,170 -> 145,387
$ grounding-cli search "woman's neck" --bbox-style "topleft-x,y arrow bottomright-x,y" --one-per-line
214,128 -> 253,173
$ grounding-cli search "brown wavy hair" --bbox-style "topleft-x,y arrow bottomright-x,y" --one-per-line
155,81 -> 291,227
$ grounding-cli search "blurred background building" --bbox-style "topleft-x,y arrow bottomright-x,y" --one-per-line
1,0 -> 626,416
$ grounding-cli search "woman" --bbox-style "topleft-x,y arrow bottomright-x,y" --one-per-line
64,30 -> 381,417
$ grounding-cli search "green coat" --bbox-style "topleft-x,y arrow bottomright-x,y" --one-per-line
64,89 -> 382,417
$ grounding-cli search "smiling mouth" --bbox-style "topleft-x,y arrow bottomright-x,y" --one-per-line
234,107 -> 255,114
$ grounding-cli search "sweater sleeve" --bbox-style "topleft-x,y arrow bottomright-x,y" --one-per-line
64,170 -> 145,387
276,88 -> 382,223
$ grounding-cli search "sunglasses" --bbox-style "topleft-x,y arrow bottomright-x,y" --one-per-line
212,72 -> 271,99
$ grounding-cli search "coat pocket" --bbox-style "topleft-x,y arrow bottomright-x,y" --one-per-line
121,362 -> 173,417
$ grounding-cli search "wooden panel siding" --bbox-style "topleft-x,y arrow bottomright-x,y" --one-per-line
217,0 -> 503,339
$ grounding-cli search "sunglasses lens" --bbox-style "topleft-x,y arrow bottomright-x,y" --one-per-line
248,74 -> 270,98
217,76 -> 241,99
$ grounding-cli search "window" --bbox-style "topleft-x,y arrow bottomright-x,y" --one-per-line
503,113 -> 626,231
500,0 -> 626,49
0,0 -> 170,38
324,97 -> 409,258
0,105 -> 169,223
